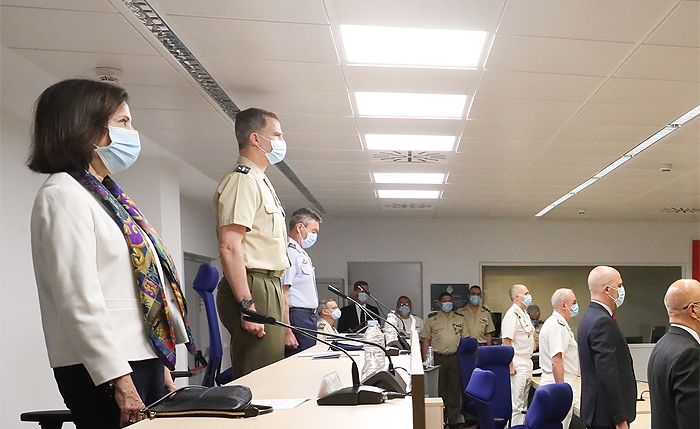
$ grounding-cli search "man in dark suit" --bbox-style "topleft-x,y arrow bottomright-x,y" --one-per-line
577,266 -> 636,429
337,281 -> 380,333
647,279 -> 700,429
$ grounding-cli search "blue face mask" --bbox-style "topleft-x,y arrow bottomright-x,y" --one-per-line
522,294 -> 533,306
95,126 -> 141,174
331,308 -> 342,320
608,285 -> 626,308
301,224 -> 317,248
256,134 -> 287,165
569,303 -> 580,318
469,295 -> 482,306
398,305 -> 411,316
441,302 -> 453,312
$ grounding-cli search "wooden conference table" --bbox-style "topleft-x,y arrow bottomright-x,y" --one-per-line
531,376 -> 652,429
135,333 -> 438,429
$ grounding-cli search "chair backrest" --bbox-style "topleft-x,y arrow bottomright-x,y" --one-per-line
475,345 -> 514,429
457,337 -> 479,413
192,263 -> 222,387
523,383 -> 573,429
465,368 -> 497,429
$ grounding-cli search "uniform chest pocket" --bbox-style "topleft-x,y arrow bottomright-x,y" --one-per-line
300,261 -> 314,275
264,202 -> 283,238
479,317 -> 489,327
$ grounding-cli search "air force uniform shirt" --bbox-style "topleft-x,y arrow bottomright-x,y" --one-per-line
282,238 -> 318,310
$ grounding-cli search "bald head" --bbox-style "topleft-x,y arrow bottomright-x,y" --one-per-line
664,279 -> 700,319
509,284 -> 531,309
587,265 -> 623,306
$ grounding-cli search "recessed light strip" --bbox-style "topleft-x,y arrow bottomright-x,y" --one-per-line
535,104 -> 700,217
378,190 -> 441,199
365,134 -> 456,151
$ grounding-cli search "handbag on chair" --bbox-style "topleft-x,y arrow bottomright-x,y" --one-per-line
141,385 -> 273,419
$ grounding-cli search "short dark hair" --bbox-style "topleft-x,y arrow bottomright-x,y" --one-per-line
438,292 -> 453,300
353,281 -> 369,292
288,207 -> 322,230
234,108 -> 279,150
469,285 -> 482,293
28,79 -> 128,174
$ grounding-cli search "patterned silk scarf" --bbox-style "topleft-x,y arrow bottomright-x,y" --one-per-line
69,170 -> 196,370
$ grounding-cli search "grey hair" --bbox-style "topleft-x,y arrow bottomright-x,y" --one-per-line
551,288 -> 573,308
509,284 -> 526,300
317,298 -> 336,316
288,207 -> 322,231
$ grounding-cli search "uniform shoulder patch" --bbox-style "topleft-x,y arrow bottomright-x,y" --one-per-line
557,319 -> 567,327
235,164 -> 251,174
428,311 -> 438,318
288,242 -> 297,249
482,306 -> 491,312
454,310 -> 464,317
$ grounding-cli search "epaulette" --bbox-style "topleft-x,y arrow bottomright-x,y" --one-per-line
557,319 -> 566,327
428,311 -> 438,318
482,306 -> 491,312
235,164 -> 251,174
454,310 -> 464,317
288,242 -> 297,249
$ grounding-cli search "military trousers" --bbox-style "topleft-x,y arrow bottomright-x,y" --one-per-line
435,352 -> 464,425
216,270 -> 285,378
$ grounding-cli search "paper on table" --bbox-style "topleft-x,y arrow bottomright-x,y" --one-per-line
296,350 -> 341,358
253,398 -> 309,410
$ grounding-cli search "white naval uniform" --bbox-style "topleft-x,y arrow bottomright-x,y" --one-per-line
282,238 -> 318,309
539,311 -> 580,429
501,303 -> 535,425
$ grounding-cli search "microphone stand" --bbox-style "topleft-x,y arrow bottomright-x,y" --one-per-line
241,310 -> 386,406
291,325 -> 408,394
329,285 -> 411,350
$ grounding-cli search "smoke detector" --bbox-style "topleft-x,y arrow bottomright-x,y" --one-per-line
94,67 -> 122,83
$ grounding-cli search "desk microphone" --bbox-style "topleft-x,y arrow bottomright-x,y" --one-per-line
240,308 -> 386,405
328,285 -> 410,351
290,325 -> 407,394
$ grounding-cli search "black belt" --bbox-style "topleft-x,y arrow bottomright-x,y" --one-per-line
290,307 -> 316,313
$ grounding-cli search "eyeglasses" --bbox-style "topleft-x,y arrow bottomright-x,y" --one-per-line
682,301 -> 700,310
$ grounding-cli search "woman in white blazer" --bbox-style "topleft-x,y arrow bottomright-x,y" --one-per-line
29,79 -> 196,428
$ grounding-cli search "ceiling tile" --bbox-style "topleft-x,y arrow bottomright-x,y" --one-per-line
131,108 -> 232,130
498,0 -> 676,42
157,0 -> 329,24
469,97 -> 581,123
167,16 -> 338,62
230,90 -> 352,116
279,114 -> 357,134
590,78 -> 700,108
357,118 -> 463,135
1,7 -> 156,55
0,0 -> 114,11
283,132 -> 363,151
477,70 -> 603,102
573,103 -> 683,127
645,1 -> 700,47
486,35 -> 634,76
615,45 -> 700,81
345,66 -> 480,94
125,85 -> 213,110
206,59 -> 346,92
557,124 -> 658,143
462,119 -> 561,141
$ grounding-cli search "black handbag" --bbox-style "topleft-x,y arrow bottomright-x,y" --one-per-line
141,385 -> 273,419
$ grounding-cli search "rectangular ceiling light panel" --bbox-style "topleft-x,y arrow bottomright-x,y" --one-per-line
365,134 -> 455,151
355,92 -> 467,119
374,173 -> 445,184
377,190 -> 441,199
340,24 -> 488,68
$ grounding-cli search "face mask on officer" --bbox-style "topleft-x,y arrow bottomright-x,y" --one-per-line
469,295 -> 482,306
254,133 -> 287,165
357,292 -> 369,304
606,284 -> 626,308
441,301 -> 453,313
398,305 -> 411,317
300,223 -> 317,249
330,307 -> 342,320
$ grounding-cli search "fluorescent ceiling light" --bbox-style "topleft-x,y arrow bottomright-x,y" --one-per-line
535,103 -> 700,217
671,104 -> 700,126
377,190 -> 441,199
340,24 -> 488,68
365,134 -> 455,151
355,92 -> 467,119
374,173 -> 445,184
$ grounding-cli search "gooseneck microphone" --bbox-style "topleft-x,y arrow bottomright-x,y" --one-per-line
363,289 -> 408,333
328,285 -> 410,350
240,308 -> 386,405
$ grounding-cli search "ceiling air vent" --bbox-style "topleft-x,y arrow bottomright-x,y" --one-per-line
384,202 -> 434,210
662,207 -> 700,214
373,151 -> 446,163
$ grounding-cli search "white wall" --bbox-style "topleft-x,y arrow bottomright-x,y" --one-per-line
180,195 -> 218,259
309,217 -> 699,314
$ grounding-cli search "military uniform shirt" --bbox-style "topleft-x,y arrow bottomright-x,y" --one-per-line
420,310 -> 464,355
317,319 -> 338,336
539,311 -> 580,377
501,303 -> 535,364
282,238 -> 318,309
214,156 -> 289,271
462,305 -> 496,343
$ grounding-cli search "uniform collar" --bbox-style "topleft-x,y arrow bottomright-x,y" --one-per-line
552,310 -> 571,328
671,323 -> 700,344
237,155 -> 263,178
591,299 -> 613,316
287,237 -> 306,254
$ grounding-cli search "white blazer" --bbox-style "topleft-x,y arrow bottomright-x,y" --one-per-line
31,172 -> 156,386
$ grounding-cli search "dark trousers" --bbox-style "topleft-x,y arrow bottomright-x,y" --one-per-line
53,359 -> 164,429
435,352 -> 464,425
285,307 -> 317,357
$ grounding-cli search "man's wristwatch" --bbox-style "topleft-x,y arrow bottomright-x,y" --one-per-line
239,299 -> 254,310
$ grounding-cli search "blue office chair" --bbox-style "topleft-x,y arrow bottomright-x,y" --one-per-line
511,382 -> 573,429
191,262 -> 235,386
456,337 -> 479,417
475,345 -> 514,429
465,368 -> 498,429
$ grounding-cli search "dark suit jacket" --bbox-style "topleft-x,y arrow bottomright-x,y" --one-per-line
337,303 -> 380,333
647,325 -> 700,429
577,302 -> 637,427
